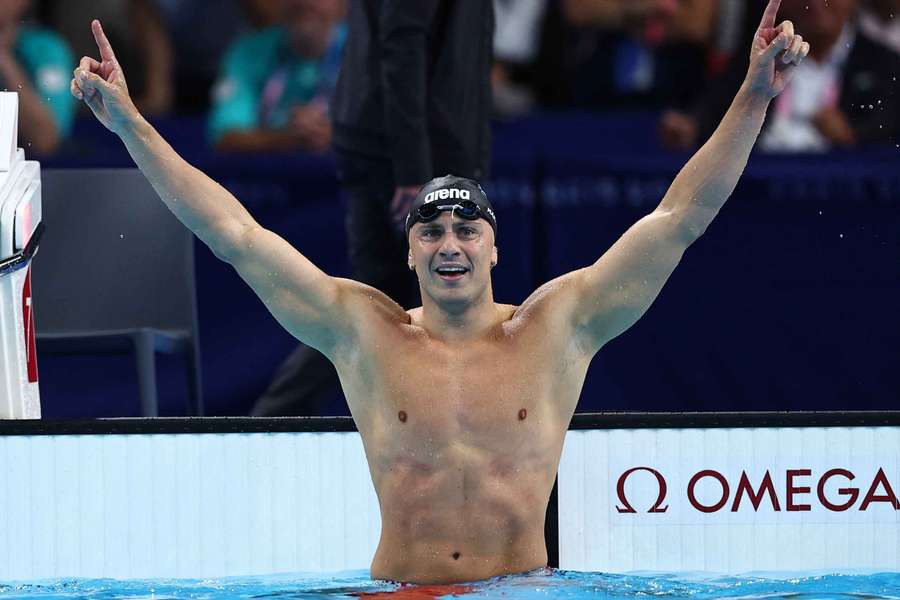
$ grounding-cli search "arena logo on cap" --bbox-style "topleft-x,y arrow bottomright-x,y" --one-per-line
615,467 -> 899,514
424,188 -> 471,203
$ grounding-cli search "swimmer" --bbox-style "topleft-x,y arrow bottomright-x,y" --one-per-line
70,1 -> 808,585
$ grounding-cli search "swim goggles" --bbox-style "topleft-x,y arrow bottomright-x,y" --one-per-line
406,200 -> 497,236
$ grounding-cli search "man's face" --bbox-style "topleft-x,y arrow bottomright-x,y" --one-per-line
778,0 -> 857,39
408,212 -> 498,307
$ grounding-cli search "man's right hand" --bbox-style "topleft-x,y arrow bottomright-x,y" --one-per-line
70,20 -> 139,134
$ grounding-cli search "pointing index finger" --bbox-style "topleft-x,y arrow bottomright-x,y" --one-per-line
91,19 -> 117,63
758,0 -> 782,31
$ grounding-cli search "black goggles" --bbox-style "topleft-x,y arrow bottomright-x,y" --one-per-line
407,200 -> 495,234
416,200 -> 482,222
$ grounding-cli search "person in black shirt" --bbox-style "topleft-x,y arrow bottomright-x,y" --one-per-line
251,1 -> 494,416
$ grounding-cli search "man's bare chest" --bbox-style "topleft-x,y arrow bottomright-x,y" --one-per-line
338,325 -> 584,452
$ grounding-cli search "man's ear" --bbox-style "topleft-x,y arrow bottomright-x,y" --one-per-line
491,246 -> 498,268
408,250 -> 415,271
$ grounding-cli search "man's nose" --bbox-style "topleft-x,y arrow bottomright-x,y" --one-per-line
438,235 -> 461,257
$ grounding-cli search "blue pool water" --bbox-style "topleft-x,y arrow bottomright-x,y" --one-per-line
1,569 -> 898,599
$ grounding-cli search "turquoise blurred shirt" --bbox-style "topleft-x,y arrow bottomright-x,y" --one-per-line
208,25 -> 346,144
11,27 -> 76,138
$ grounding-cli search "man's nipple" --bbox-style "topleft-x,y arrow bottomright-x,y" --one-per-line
398,410 -> 407,423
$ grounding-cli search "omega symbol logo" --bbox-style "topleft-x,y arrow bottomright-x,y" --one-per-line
616,467 -> 669,513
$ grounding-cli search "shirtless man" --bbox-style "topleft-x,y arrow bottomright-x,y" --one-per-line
70,0 -> 808,584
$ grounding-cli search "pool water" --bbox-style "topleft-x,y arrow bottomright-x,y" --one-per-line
1,569 -> 898,599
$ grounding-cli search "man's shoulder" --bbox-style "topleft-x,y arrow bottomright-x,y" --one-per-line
515,272 -> 583,314
336,278 -> 411,325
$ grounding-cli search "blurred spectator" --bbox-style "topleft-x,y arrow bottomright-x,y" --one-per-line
493,0 -> 547,118
859,0 -> 900,53
539,0 -> 716,109
40,0 -> 173,116
660,0 -> 900,152
153,0 -> 263,114
0,0 -> 74,154
209,0 -> 345,152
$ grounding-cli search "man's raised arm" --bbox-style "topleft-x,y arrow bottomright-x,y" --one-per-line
565,0 -> 809,353
70,20 -> 352,353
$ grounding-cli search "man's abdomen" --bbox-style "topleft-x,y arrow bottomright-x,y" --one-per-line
371,459 -> 551,583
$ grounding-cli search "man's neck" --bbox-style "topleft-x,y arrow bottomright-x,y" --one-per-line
419,291 -> 503,343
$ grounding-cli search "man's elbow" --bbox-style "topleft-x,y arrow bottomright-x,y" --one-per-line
205,221 -> 256,264
670,205 -> 714,244
656,201 -> 716,247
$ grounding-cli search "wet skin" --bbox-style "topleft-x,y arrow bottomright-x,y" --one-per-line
326,215 -> 591,584
331,291 -> 589,584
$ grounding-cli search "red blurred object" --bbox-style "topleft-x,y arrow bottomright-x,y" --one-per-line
353,584 -> 478,599
643,0 -> 679,45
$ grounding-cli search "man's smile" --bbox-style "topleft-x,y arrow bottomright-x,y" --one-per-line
435,263 -> 470,281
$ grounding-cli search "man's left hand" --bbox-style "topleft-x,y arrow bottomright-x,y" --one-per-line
743,0 -> 811,100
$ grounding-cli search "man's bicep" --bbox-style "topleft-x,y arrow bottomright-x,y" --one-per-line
229,227 -> 351,352
575,209 -> 693,350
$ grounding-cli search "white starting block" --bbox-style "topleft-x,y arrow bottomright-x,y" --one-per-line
0,92 -> 43,418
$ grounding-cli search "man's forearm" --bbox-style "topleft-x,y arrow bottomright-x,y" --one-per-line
660,84 -> 770,240
118,116 -> 257,260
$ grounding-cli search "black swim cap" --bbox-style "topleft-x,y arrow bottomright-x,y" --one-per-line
405,175 -> 497,240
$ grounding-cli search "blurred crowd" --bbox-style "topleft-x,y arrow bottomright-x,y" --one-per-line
1,0 -> 898,156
